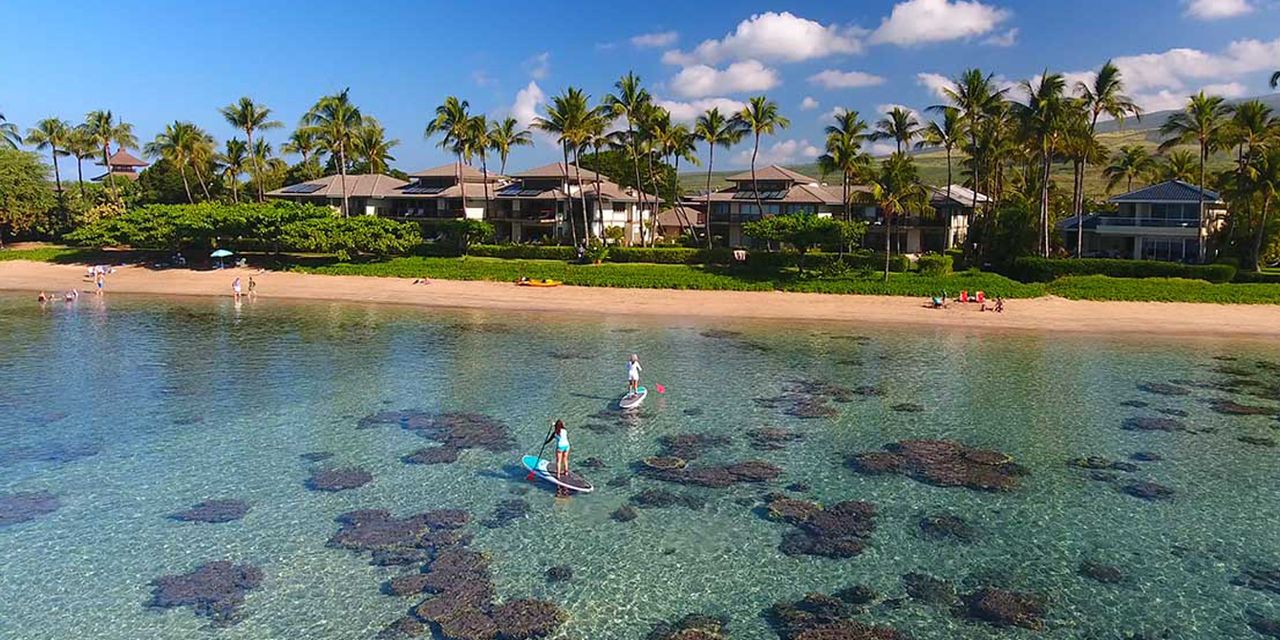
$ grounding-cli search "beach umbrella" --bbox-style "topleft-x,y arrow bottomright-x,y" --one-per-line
210,249 -> 234,268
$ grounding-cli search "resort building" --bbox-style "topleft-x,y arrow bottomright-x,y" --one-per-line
267,162 -> 657,244
92,148 -> 148,181
1059,180 -> 1225,262
860,185 -> 985,254
705,165 -> 849,246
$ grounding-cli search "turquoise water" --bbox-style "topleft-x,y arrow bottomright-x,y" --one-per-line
1,293 -> 1279,639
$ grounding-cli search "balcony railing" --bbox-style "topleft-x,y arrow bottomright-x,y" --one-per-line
1097,216 -> 1199,229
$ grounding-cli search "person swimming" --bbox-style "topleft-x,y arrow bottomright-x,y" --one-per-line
626,354 -> 642,396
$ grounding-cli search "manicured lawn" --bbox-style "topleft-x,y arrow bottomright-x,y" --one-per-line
0,246 -> 91,262
1046,275 -> 1280,304
290,255 -> 1046,298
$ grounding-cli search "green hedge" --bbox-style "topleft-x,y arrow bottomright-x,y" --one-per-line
1046,275 -> 1280,304
1011,257 -> 1237,284
1234,270 -> 1280,284
917,253 -> 954,276
608,247 -> 734,264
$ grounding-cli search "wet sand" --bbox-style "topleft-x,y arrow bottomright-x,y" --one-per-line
3,260 -> 1279,338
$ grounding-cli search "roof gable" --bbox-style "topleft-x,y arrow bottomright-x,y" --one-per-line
725,164 -> 818,184
1109,180 -> 1221,203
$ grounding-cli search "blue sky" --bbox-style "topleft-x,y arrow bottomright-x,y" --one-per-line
2,0 -> 1278,176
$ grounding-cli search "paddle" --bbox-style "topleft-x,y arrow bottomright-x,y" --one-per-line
528,422 -> 556,481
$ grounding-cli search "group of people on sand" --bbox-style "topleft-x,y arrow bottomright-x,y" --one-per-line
928,291 -> 1004,313
540,354 -> 643,496
231,276 -> 257,300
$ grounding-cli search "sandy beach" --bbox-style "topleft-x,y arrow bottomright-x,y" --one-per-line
3,259 -> 1279,337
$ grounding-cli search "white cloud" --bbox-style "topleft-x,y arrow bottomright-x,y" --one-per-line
877,103 -> 924,122
808,69 -> 886,89
471,70 -> 495,87
655,97 -> 747,122
866,141 -> 899,156
511,81 -> 546,129
982,27 -> 1018,47
869,0 -> 1010,46
631,31 -> 678,48
525,52 -> 551,80
800,96 -> 820,110
916,72 -> 957,100
734,138 -> 821,166
669,60 -> 780,98
1183,0 -> 1253,20
1201,81 -> 1249,97
819,106 -> 849,122
662,11 -> 863,65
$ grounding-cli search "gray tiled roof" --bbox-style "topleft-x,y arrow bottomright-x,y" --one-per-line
1109,180 -> 1221,203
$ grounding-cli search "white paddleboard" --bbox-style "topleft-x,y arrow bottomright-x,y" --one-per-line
521,455 -> 594,493
619,386 -> 647,410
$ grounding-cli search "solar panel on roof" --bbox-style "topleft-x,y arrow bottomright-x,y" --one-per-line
400,185 -> 445,195
519,188 -> 545,197
282,183 -> 325,194
761,190 -> 787,200
732,190 -> 755,200
497,185 -> 523,196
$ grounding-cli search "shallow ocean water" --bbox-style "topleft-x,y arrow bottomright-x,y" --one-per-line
1,293 -> 1279,639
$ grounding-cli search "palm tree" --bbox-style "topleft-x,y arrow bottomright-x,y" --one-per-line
581,105 -> 615,239
1159,91 -> 1232,261
1226,100 -> 1276,171
303,89 -> 362,216
606,73 -> 654,243
1247,148 -> 1280,271
820,109 -> 872,221
218,138 -> 249,203
533,90 -> 586,246
738,96 -> 790,217
352,116 -> 399,174
1153,149 -> 1198,182
861,153 -> 930,281
693,108 -> 747,248
659,119 -> 700,239
248,139 -> 276,198
83,110 -> 137,202
872,107 -> 921,154
1272,71 -> 1279,90
25,118 -> 72,207
282,127 -> 320,165
425,96 -> 474,218
1061,106 -> 1108,256
65,127 -> 97,200
0,111 -> 18,149
933,69 -> 1006,255
466,115 -> 493,221
144,121 -> 208,203
220,97 -> 282,202
917,107 -> 965,216
487,117 -> 533,175
1014,70 -> 1069,257
1075,60 -> 1141,256
1103,145 -> 1156,193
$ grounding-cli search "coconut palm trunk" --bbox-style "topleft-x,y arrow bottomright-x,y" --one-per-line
102,145 -> 117,201
1040,147 -> 1052,257
750,132 -> 763,223
1197,146 -> 1206,262
1253,192 -> 1272,271
178,166 -> 194,204
592,140 -> 607,242
704,146 -> 717,249
644,146 -> 660,246
560,144 -> 578,247
479,151 -> 491,223
193,162 -> 212,200
246,130 -> 261,202
884,206 -> 893,282
75,157 -> 85,200
572,148 -> 591,241
626,123 -> 646,246
338,146 -> 350,216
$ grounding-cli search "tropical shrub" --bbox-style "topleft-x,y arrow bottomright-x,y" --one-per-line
917,253 -> 954,276
0,149 -> 56,245
1011,256 -> 1237,284
278,216 -> 421,260
439,219 -> 495,255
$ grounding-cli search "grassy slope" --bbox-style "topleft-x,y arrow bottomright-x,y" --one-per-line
679,127 -> 1236,200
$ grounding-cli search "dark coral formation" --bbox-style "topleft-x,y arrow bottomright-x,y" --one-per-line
847,440 -> 1025,492
358,410 -> 514,461
1067,456 -> 1138,473
0,491 -> 60,526
299,451 -> 334,462
171,499 -> 250,523
328,509 -> 466,552
645,613 -> 729,640
642,456 -> 687,471
481,500 -> 530,529
766,591 -> 904,640
1120,481 -> 1175,501
306,467 -> 373,491
960,587 -> 1047,630
1210,399 -> 1277,416
657,433 -> 730,460
1119,399 -> 1150,408
747,427 -> 802,451
1239,435 -> 1278,447
611,505 -> 638,522
764,494 -> 876,558
148,561 -> 264,626
1130,452 -> 1163,462
642,459 -> 782,488
890,402 -> 925,413
1233,565 -> 1280,596
919,514 -> 978,543
545,565 -> 572,583
581,457 -> 607,469
491,598 -> 568,638
1122,416 -> 1187,432
902,572 -> 957,606
756,379 -> 872,419
0,441 -> 99,467
1248,611 -> 1280,638
1079,560 -> 1125,584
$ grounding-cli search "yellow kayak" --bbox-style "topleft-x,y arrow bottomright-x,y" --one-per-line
518,279 -> 562,287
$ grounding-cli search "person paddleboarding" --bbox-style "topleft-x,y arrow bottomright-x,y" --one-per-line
626,354 -> 642,397
543,419 -> 570,495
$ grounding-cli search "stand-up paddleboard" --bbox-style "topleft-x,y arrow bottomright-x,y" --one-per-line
619,386 -> 647,410
522,455 -> 594,493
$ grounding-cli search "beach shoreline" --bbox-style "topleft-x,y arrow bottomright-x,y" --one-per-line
3,260 -> 1280,338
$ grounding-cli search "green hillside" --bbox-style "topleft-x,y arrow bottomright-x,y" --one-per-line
678,94 -> 1280,200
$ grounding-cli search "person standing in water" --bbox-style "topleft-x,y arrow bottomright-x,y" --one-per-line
247,276 -> 256,299
543,420 -> 570,495
232,277 -> 242,300
626,354 -> 642,396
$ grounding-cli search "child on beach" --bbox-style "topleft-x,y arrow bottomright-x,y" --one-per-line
626,354 -> 642,396
95,273 -> 104,295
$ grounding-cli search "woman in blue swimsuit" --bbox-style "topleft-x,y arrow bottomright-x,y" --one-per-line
544,419 -> 570,481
